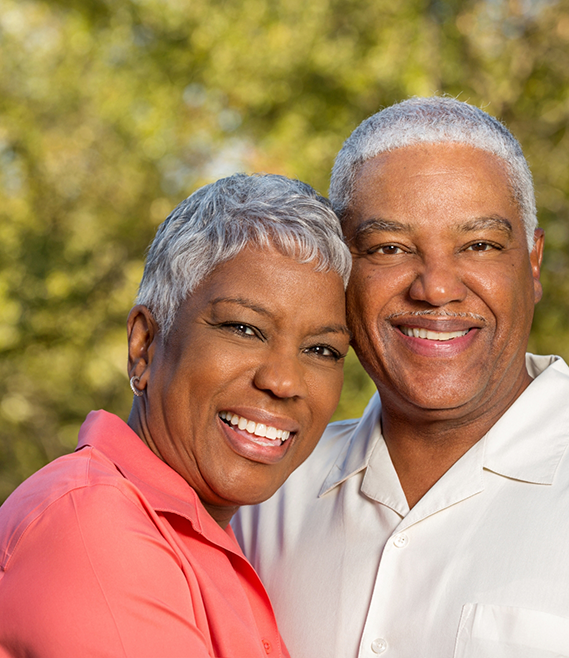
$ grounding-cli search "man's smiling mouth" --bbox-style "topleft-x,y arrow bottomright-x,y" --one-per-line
399,326 -> 471,341
219,411 -> 291,443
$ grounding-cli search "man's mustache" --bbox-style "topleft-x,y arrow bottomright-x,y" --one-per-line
385,309 -> 486,323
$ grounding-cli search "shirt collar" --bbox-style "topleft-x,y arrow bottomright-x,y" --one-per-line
319,354 -> 569,500
482,354 -> 569,484
77,410 -> 239,553
319,392 -> 383,496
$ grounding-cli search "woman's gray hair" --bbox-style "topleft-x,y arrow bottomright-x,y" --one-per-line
136,173 -> 352,337
330,96 -> 537,249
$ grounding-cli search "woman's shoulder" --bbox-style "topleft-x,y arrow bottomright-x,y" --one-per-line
0,445 -> 148,571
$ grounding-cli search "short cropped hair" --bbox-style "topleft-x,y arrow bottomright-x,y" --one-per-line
136,173 -> 352,337
330,96 -> 537,249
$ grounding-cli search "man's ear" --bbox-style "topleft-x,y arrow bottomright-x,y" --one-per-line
127,305 -> 160,391
530,228 -> 545,304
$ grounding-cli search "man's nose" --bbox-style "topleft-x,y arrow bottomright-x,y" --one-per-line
253,352 -> 309,400
408,256 -> 468,307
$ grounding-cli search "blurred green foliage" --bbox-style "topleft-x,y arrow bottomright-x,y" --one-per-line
1,0 -> 568,501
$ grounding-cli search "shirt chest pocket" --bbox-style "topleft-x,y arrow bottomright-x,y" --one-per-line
454,603 -> 569,658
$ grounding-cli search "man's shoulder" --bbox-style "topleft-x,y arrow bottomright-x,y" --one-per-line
232,399 -> 382,568
317,416 -> 363,453
300,405 -> 378,480
524,354 -> 569,422
242,396 -> 381,515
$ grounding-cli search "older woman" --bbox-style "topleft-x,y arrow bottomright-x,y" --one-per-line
0,174 -> 351,658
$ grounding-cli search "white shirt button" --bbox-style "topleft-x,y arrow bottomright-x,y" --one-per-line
371,638 -> 388,653
393,533 -> 409,548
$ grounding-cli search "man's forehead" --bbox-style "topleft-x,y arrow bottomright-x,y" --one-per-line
344,143 -> 520,235
355,142 -> 509,183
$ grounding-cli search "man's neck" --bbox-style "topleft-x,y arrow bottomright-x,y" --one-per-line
379,368 -> 534,509
381,417 -> 484,509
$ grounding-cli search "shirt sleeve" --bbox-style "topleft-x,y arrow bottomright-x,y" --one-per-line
0,482 -> 216,658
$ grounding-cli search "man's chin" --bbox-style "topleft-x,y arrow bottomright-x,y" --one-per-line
378,373 -> 491,418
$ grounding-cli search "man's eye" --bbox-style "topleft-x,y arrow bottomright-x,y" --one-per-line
466,242 -> 500,252
369,244 -> 405,255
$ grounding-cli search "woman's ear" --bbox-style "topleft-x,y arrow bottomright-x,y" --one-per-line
127,305 -> 160,392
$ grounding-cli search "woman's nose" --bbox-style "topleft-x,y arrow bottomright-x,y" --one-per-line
253,353 -> 309,400
408,256 -> 468,307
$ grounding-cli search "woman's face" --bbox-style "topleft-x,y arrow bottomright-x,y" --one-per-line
128,244 -> 349,526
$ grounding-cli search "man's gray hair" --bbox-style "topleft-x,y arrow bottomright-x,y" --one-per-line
136,173 -> 352,337
330,96 -> 537,249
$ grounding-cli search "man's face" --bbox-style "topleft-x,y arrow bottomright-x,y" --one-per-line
344,143 -> 544,423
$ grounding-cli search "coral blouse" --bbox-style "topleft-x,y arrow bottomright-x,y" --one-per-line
0,410 -> 289,658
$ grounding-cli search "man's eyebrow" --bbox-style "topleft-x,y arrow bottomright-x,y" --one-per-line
458,215 -> 513,235
352,218 -> 413,240
352,215 -> 514,241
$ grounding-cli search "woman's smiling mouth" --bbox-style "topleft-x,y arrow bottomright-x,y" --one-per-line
218,409 -> 297,466
219,411 -> 292,445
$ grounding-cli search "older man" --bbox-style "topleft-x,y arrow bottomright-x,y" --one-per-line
234,97 -> 569,658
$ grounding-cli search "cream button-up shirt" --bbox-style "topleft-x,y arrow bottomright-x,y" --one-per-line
234,354 -> 569,658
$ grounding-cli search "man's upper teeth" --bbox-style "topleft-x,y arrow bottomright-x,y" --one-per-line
401,326 -> 469,340
219,411 -> 290,441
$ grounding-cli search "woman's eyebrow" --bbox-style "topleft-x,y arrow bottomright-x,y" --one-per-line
211,298 -> 351,338
210,297 -> 273,317
316,324 -> 352,339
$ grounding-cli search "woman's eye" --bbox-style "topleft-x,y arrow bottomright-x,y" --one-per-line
305,344 -> 342,360
223,323 -> 257,337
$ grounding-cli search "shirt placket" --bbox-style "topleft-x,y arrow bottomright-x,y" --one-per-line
356,442 -> 486,658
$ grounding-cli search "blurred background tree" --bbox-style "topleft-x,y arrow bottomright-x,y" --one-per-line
0,0 -> 568,501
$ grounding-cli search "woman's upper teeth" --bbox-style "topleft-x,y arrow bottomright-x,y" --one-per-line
219,411 -> 291,441
401,326 -> 469,341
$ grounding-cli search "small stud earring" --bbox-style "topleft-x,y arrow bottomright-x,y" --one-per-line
130,376 -> 144,397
